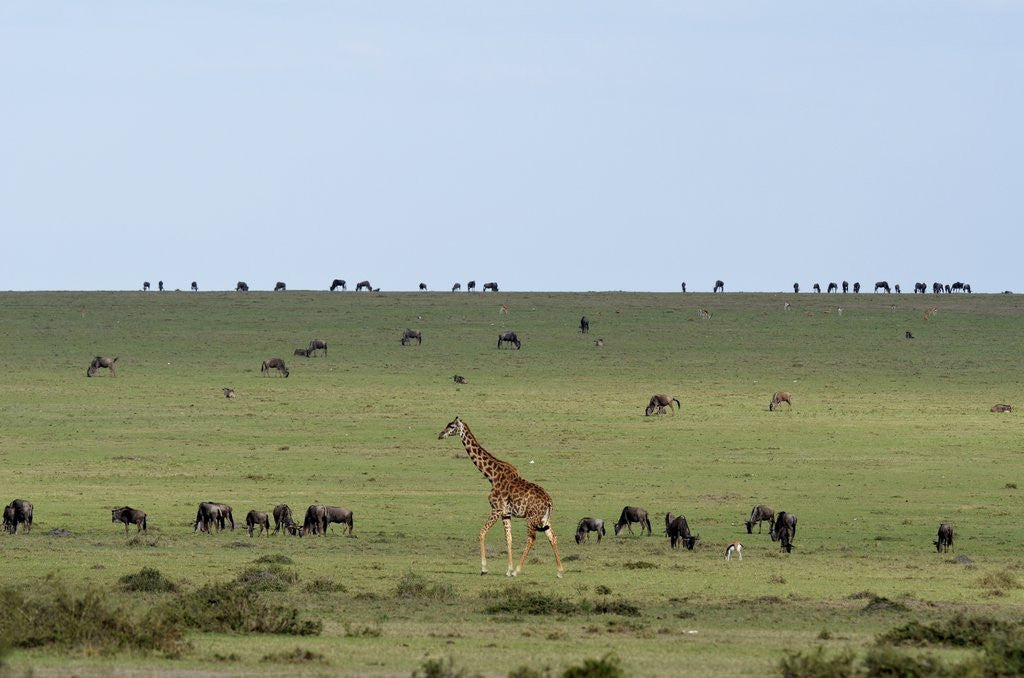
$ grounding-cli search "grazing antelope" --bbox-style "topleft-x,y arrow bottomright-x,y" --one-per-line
246,510 -> 270,537
579,316 -> 589,333
499,304 -> 509,316
483,282 -> 499,292
307,339 -> 327,356
697,308 -> 712,320
467,280 -> 476,292
769,391 -> 792,411
158,281 -> 164,291
223,387 -> 235,398
827,282 -> 838,293
991,404 -> 1012,413
842,281 -> 849,293
934,523 -> 954,553
355,280 -> 372,291
665,512 -> 698,550
594,338 -> 604,347
236,281 -> 249,292
143,281 -> 150,291
725,541 -> 742,560
575,517 -> 606,544
875,281 -> 891,293
784,302 -> 791,311
497,331 -> 521,349
294,348 -> 312,357
813,283 -> 821,293
853,282 -> 861,293
453,375 -> 468,384
645,394 -> 681,416
681,282 -> 687,292
400,329 -> 422,346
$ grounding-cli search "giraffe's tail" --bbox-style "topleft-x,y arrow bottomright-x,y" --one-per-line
534,505 -> 553,532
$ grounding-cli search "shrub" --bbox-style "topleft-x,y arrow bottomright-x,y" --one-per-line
304,578 -> 347,593
508,667 -> 552,678
622,561 -> 657,570
166,582 -> 321,635
394,572 -> 457,602
485,586 -> 578,616
879,615 -> 1018,648
862,646 -> 951,677
413,656 -> 482,678
235,564 -> 299,592
562,653 -> 626,678
261,647 -> 328,664
118,568 -> 178,593
861,596 -> 909,614
778,647 -> 856,678
253,554 -> 294,565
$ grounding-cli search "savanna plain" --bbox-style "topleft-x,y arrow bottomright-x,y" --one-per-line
1,290 -> 1023,677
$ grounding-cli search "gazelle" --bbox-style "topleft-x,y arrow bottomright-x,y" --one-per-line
725,541 -> 742,560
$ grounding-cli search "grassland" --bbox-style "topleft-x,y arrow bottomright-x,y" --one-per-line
0,290 -> 1023,677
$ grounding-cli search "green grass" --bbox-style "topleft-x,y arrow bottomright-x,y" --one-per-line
0,290 -> 1023,676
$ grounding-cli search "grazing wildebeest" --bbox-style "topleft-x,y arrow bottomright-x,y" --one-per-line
497,331 -> 521,349
330,279 -> 347,291
915,282 -> 927,294
158,281 -> 164,291
87,356 -> 118,377
745,505 -> 775,534
223,387 -> 235,398
934,522 -> 954,553
895,284 -> 902,294
452,282 -> 461,292
932,282 -> 942,294
853,282 -> 861,293
236,281 -> 249,292
774,524 -> 795,553
400,329 -> 422,346
991,404 -> 1012,413
4,499 -> 33,534
111,506 -> 147,535
793,283 -> 799,293
308,339 -> 327,356
302,504 -> 328,536
191,281 -> 198,292
483,282 -> 499,292
453,375 -> 468,384
951,282 -> 964,293
842,281 -> 849,293
645,394 -> 681,416
725,541 -> 743,560
875,281 -> 891,293
246,510 -> 270,537
964,284 -> 972,293
769,391 -> 792,411
467,280 -> 476,292
575,518 -> 605,544
681,282 -> 687,292
665,513 -> 698,550
905,331 -> 914,340
419,283 -> 427,291
614,506 -> 652,536
356,280 -> 372,291
579,316 -> 589,333
770,511 -> 797,547
294,348 -> 312,357
323,506 -> 354,535
945,284 -> 951,294
274,281 -> 286,291
827,282 -> 838,293
193,502 -> 222,533
143,281 -> 150,291
260,358 -> 289,377
812,283 -> 821,293
272,504 -> 298,535
714,280 -> 725,293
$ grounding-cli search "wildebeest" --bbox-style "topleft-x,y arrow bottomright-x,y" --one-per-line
681,282 -> 687,292
330,279 -> 347,291
452,282 -> 461,292
853,282 -> 861,293
933,282 -> 943,294
497,331 -> 521,349
236,281 -> 249,292
87,356 -> 118,377
813,283 -> 821,293
944,284 -> 952,294
915,282 -> 927,294
842,281 -> 849,293
260,358 -> 289,377
964,284 -> 972,293
827,282 -> 838,293
614,506 -> 652,536
193,502 -> 222,533
323,506 -> 354,536
770,511 -> 797,552
302,504 -> 328,536
246,510 -> 270,537
467,280 -> 476,292
905,331 -> 914,340
191,281 -> 198,291
4,499 -> 33,534
308,339 -> 327,356
745,505 -> 775,534
272,504 -> 298,535
483,282 -> 499,292
934,522 -> 954,553
951,281 -> 964,293
453,375 -> 468,384
991,404 -> 1013,413
580,316 -> 589,333
294,348 -> 312,357
111,506 -> 147,534
793,283 -> 799,293
158,280 -> 164,291
356,280 -> 372,291
714,280 -> 725,293
274,281 -> 286,291
223,387 -> 235,398
575,517 -> 605,544
665,512 -> 698,550
875,281 -> 891,293
895,284 -> 902,294
400,329 -> 422,346
143,281 -> 150,291
214,503 -> 235,530
769,391 -> 792,411
419,283 -> 427,291
645,394 -> 681,416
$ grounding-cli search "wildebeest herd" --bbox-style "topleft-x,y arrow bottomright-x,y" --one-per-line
146,279 -> 504,293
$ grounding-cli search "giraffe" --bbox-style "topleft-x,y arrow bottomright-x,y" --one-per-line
438,417 -> 564,578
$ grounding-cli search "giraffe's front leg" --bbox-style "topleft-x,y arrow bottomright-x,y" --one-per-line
503,517 -> 514,576
479,511 -> 500,575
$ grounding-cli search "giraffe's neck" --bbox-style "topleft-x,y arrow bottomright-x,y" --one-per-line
459,425 -> 507,481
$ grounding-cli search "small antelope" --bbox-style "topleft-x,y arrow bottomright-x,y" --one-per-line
223,387 -> 235,398
499,304 -> 510,316
697,308 -> 711,320
784,302 -> 791,311
769,391 -> 792,412
725,541 -> 742,560
594,338 -> 604,347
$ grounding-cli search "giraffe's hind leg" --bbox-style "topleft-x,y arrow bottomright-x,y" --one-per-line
479,511 -> 501,575
544,527 -> 564,578
503,518 -> 514,576
514,526 -> 538,577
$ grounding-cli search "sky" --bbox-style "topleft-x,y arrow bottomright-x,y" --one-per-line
1,2 -> 1021,292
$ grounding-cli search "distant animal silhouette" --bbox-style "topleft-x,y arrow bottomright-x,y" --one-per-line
875,281 -> 891,293
713,280 -> 724,293
87,356 -> 118,377
453,375 -> 468,384
793,283 -> 799,293
813,283 -> 821,293
308,340 -> 327,356
330,279 -> 347,291
483,282 -> 499,292
905,331 -> 914,340
419,283 -> 427,291
236,281 -> 249,292
452,283 -> 461,292
223,387 -> 235,398
260,358 -> 289,377
579,316 -> 589,333
191,281 -> 198,291
769,391 -> 792,411
400,329 -> 422,346
143,282 -> 150,291
645,394 -> 680,416
467,280 -> 476,292
853,282 -> 861,293
356,280 -> 372,291
991,404 -> 1012,413
497,331 -> 521,349
827,282 -> 838,293
158,281 -> 164,291
614,506 -> 652,536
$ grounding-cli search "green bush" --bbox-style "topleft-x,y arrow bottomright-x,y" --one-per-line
165,582 -> 321,635
394,572 -> 457,602
261,647 -> 328,664
235,564 -> 299,592
862,646 -> 952,677
879,615 -> 1018,648
779,647 -> 856,678
562,653 -> 626,678
253,554 -> 294,565
485,586 -> 578,616
118,567 -> 178,593
413,656 -> 482,678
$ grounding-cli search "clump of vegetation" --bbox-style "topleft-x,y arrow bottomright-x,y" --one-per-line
860,595 -> 908,614
394,572 -> 457,602
304,578 -> 346,593
584,599 -> 641,617
485,586 -> 579,616
975,569 -> 1020,592
118,567 -> 178,593
562,653 -> 626,678
508,666 -> 551,678
253,554 -> 294,565
165,582 -> 321,635
778,647 -> 856,678
344,622 -> 383,637
861,646 -> 952,677
235,564 -> 299,592
879,615 -> 1020,648
261,647 -> 328,664
594,585 -> 612,595
413,656 -> 482,678
622,561 -> 657,570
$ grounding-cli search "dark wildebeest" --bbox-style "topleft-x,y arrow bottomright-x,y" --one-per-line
813,283 -> 821,293
793,282 -> 799,293
875,281 -> 891,293
236,281 -> 249,292
453,375 -> 468,384
895,284 -> 902,294
323,506 -> 354,536
774,523 -> 795,553
580,316 -> 589,333
452,282 -> 461,292
260,358 -> 289,377
272,504 -> 298,535
112,506 -> 147,534
246,510 -> 270,537
665,513 -> 698,550
745,505 -> 775,534
4,499 -> 33,534
614,506 -> 652,536
964,284 -> 972,293
714,280 -> 725,293
915,282 -> 927,294
356,280 -> 372,291
308,339 -> 327,356
193,502 -> 222,533
769,391 -> 792,411
419,283 -> 427,291
991,404 -> 1013,413
497,331 -> 521,349
853,282 -> 861,293
483,282 -> 499,292
330,279 -> 347,291
213,503 -> 235,531
827,282 -> 838,293
645,394 -> 681,416
575,518 -> 606,544
933,282 -> 943,294
467,280 -> 476,292
952,281 -> 964,293
191,281 -> 198,291
158,281 -> 164,291
294,347 -> 312,357
905,331 -> 914,340
87,356 -> 118,377
771,511 -> 798,550
400,329 -> 422,346
945,284 -> 952,294
143,281 -> 150,291
302,504 -> 328,536
274,281 -> 286,291
842,281 -> 849,293
934,523 -> 954,553
681,282 -> 687,292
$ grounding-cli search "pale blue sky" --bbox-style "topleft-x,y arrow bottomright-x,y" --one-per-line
2,2 -> 1021,292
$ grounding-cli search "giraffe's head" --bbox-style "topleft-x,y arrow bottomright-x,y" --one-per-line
438,417 -> 464,440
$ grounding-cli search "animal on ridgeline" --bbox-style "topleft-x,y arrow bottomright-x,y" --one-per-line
745,505 -> 775,534
934,523 -> 954,553
725,541 -> 743,560
681,282 -> 687,292
945,284 -> 951,294
714,280 -> 725,293
769,391 -> 792,412
356,280 -> 372,291
813,283 -> 821,293
991,404 -> 1013,413
260,358 -> 289,377
828,282 -> 838,293
842,281 -> 849,293
87,356 -> 118,378
193,502 -> 223,534
330,279 -> 347,291
419,283 -> 427,291
452,282 -> 461,292
645,394 -> 681,416
915,282 -> 927,294
614,506 -> 652,536
294,348 -> 312,357
875,281 -> 891,293
574,517 -> 606,544
400,329 -> 422,346
274,281 -> 286,291
223,387 -> 235,398
302,504 -> 328,536
272,504 -> 298,535
665,512 -> 698,550
784,303 -> 791,311
964,284 -> 972,293
236,281 -> 249,292
111,506 -> 147,535
853,282 -> 861,293
3,499 -> 33,534
143,281 -> 150,291
579,316 -> 589,333
467,280 -> 476,292
308,339 -> 327,356
323,506 -> 354,536
895,284 -> 902,294
793,283 -> 799,293
497,331 -> 521,349
483,282 -> 499,292
246,510 -> 270,537
158,281 -> 164,291
933,282 -> 943,294
952,282 -> 964,293
438,417 -> 564,578
191,281 -> 198,292
453,375 -> 468,384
